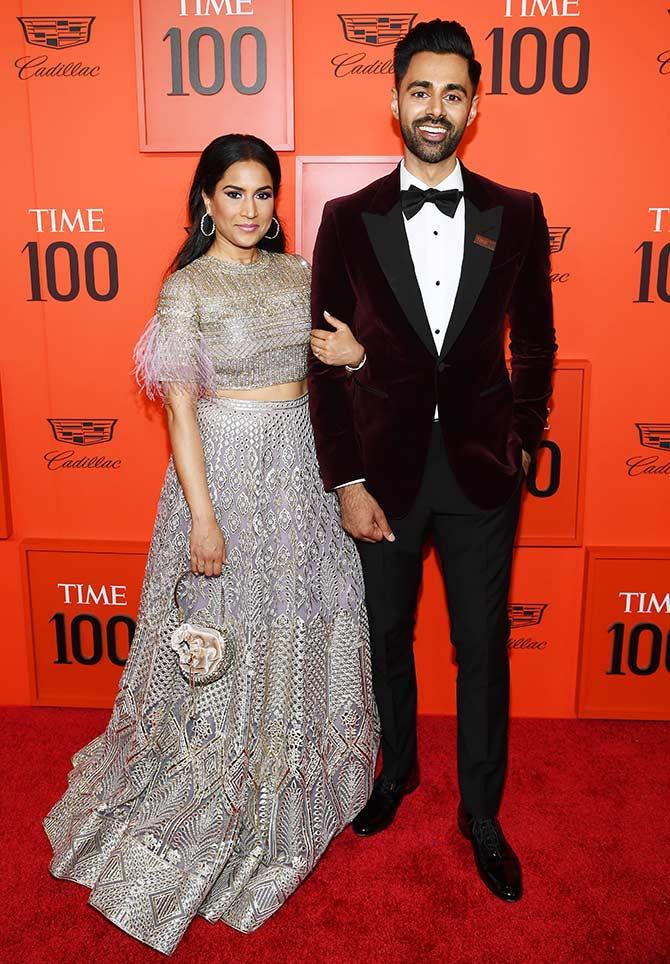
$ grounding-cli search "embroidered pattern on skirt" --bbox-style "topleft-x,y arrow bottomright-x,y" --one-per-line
44,394 -> 378,955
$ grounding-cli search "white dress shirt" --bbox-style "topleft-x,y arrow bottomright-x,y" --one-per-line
336,159 -> 465,488
400,159 -> 465,418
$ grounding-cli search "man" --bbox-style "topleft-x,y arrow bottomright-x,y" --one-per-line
307,19 -> 556,902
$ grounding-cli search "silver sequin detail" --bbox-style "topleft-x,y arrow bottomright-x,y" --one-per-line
134,250 -> 312,398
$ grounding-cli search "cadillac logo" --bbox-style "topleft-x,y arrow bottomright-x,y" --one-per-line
338,13 -> 416,46
625,422 -> 670,476
18,16 -> 95,50
548,226 -> 570,255
636,423 -> 670,451
657,9 -> 670,75
48,418 -> 117,446
508,603 -> 548,628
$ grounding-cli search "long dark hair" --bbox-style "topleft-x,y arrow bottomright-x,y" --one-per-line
169,133 -> 286,273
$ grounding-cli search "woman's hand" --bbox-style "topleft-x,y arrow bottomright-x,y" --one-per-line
189,514 -> 226,576
311,311 -> 365,368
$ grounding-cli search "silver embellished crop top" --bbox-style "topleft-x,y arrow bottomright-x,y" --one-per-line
134,249 -> 311,399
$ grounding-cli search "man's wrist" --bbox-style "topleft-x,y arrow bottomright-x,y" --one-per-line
336,481 -> 365,499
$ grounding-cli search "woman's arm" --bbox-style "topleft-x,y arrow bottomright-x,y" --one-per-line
164,387 -> 225,576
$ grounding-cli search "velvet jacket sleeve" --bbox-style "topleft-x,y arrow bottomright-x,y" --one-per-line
307,202 -> 364,490
508,192 -> 558,455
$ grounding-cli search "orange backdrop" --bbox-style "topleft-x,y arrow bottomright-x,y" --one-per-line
2,0 -> 669,718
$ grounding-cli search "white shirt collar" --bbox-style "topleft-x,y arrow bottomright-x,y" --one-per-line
400,157 -> 464,193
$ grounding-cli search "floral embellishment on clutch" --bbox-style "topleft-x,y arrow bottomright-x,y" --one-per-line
170,621 -> 232,685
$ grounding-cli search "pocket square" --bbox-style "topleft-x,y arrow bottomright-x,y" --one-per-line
474,233 -> 497,251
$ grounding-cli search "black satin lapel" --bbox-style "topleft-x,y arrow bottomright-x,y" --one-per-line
363,204 -> 437,358
439,200 -> 504,358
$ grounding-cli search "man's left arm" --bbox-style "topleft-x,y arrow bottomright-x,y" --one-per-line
508,192 -> 558,460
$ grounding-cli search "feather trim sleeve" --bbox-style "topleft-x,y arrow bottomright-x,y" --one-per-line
133,271 -> 216,401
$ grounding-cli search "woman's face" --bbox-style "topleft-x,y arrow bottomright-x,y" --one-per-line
203,159 -> 275,251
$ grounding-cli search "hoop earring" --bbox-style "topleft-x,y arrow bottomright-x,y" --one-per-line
200,213 -> 215,237
265,216 -> 280,241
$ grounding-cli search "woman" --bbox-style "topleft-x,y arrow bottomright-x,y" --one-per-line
44,134 -> 378,955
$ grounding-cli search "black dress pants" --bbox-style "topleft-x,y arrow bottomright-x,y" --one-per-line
357,422 -> 522,818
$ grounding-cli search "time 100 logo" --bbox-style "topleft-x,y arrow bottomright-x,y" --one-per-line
163,25 -> 266,96
23,207 -> 119,302
485,26 -> 589,95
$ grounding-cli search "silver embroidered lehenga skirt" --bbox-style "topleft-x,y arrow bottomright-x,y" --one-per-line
44,394 -> 379,955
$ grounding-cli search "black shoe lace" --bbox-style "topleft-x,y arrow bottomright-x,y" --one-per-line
471,818 -> 504,854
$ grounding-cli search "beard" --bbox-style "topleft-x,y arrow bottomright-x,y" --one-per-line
399,114 -> 466,164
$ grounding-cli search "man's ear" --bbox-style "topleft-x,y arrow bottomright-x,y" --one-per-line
391,87 -> 399,120
466,94 -> 479,128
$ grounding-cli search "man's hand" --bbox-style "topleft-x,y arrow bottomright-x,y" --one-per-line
522,449 -> 531,476
337,483 -> 395,543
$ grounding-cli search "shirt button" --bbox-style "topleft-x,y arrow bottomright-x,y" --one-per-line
435,329 -> 440,335
435,280 -> 441,286
433,230 -> 438,236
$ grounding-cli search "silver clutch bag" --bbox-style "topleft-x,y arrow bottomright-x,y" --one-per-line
168,570 -> 235,686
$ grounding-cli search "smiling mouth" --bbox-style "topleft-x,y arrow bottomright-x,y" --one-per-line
236,224 -> 259,231
417,124 -> 449,140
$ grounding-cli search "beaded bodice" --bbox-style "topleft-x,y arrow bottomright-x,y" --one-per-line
135,249 -> 311,398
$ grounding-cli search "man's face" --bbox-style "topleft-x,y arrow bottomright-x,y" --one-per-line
392,51 -> 478,164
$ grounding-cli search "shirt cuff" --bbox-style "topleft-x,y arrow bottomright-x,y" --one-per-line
345,353 -> 366,373
334,478 -> 365,489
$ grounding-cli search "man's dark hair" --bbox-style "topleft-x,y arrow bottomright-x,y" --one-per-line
394,19 -> 481,93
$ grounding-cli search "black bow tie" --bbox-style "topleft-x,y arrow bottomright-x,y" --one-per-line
400,185 -> 463,220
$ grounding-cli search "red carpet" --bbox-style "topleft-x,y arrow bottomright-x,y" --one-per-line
2,708 -> 669,964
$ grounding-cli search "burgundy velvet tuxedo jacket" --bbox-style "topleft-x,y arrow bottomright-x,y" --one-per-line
307,162 -> 558,517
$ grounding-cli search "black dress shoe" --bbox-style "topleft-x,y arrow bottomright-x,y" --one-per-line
457,803 -> 522,902
352,770 -> 419,836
